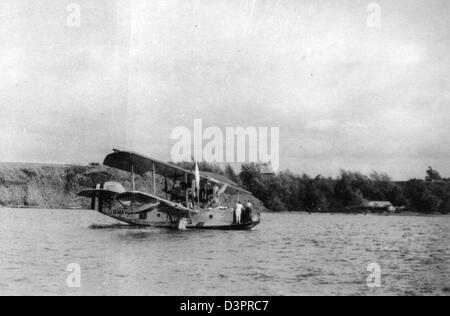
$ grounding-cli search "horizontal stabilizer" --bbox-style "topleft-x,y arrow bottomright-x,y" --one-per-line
77,189 -> 119,200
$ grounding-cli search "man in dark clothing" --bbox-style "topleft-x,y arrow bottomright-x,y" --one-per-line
243,201 -> 253,223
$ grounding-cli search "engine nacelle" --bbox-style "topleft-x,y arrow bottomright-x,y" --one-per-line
101,181 -> 126,194
90,181 -> 125,211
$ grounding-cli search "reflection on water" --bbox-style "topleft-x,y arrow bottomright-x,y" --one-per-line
89,224 -> 140,230
0,208 -> 449,296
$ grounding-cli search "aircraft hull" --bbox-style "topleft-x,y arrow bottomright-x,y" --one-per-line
99,206 -> 261,230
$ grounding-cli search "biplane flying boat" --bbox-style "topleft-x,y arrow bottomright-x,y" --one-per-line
77,150 -> 261,230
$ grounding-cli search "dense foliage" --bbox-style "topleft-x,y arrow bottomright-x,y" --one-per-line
236,164 -> 450,214
145,161 -> 450,214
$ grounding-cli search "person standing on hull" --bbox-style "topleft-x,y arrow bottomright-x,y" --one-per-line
186,183 -> 195,209
241,201 -> 248,223
199,182 -> 208,207
244,201 -> 253,223
211,183 -> 220,207
235,201 -> 244,224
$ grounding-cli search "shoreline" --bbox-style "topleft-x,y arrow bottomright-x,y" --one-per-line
1,162 -> 449,216
1,206 -> 448,217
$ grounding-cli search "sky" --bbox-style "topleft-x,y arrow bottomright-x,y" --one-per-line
0,0 -> 449,180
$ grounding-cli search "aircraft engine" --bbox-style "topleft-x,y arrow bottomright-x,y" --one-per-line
91,181 -> 125,211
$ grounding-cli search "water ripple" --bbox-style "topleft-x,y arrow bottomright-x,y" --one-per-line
0,208 -> 449,295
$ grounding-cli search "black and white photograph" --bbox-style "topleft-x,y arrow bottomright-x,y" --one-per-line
0,0 -> 449,299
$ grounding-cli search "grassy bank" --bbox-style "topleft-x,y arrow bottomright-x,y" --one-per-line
0,162 -> 263,210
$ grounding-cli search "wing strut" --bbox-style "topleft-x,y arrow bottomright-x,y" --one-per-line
131,164 -> 136,192
152,162 -> 156,194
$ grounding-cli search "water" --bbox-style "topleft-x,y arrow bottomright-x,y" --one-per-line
0,208 -> 449,296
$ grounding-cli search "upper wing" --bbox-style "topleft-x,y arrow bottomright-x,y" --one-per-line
200,171 -> 252,195
104,149 -> 189,179
116,191 -> 199,217
104,149 -> 252,194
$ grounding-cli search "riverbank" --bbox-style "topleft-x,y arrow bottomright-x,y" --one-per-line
3,206 -> 447,217
0,162 -> 264,210
2,162 -> 449,215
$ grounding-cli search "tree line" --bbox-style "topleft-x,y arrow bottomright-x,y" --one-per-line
231,164 -> 450,214
173,162 -> 449,214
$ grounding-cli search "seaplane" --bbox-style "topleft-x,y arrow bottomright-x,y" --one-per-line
77,150 -> 261,230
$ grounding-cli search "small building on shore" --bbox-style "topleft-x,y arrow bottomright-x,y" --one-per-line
362,201 -> 396,212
